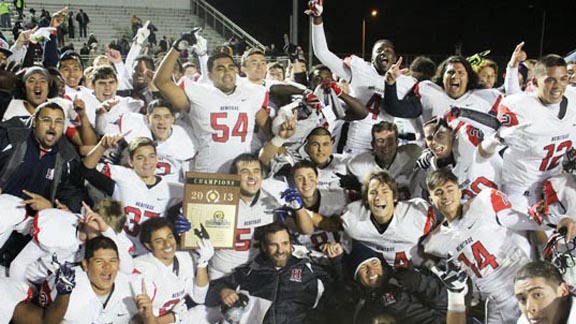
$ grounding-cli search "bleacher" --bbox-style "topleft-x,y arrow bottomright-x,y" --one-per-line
4,2 -> 228,53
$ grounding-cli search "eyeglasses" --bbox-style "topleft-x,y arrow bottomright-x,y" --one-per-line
37,117 -> 65,126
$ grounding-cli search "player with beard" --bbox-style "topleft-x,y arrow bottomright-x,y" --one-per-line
307,0 -> 417,156
341,171 -> 436,268
206,222 -> 335,324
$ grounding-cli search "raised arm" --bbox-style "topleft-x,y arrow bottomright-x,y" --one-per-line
153,48 -> 190,111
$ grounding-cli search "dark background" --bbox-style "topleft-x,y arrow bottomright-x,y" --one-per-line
206,0 -> 574,62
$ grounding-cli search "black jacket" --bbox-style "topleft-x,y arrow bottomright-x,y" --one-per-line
207,254 -> 332,324
0,119 -> 86,212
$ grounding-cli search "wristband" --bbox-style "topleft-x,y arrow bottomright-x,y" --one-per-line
271,136 -> 287,147
447,289 -> 467,312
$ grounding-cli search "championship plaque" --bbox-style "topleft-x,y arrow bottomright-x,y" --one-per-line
181,172 -> 240,249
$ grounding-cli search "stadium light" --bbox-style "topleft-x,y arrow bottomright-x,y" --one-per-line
362,9 -> 379,59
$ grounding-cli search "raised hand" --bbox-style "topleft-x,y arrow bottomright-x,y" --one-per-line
385,57 -> 404,85
415,148 -> 436,171
281,187 -> 304,210
98,130 -> 131,150
191,30 -> 207,56
335,172 -> 362,192
321,81 -> 342,97
81,201 -> 109,233
21,190 -> 52,211
430,257 -> 468,293
195,238 -> 214,268
50,7 -> 68,28
136,278 -> 155,321
508,41 -> 527,68
174,213 -> 191,235
30,27 -> 57,44
304,0 -> 324,17
133,20 -> 151,45
105,47 -> 122,64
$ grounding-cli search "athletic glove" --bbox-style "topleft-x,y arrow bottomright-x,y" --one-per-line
196,238 -> 214,268
30,27 -> 57,44
415,148 -> 436,171
304,0 -> 324,17
528,199 -> 549,226
563,148 -> 576,173
303,90 -> 322,111
192,34 -> 207,56
281,188 -> 304,210
52,254 -> 76,295
274,206 -> 296,224
322,81 -> 342,97
133,21 -> 150,45
175,213 -> 192,235
172,28 -> 201,51
335,172 -> 361,192
430,258 -> 468,293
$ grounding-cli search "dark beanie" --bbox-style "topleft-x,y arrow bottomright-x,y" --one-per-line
345,242 -> 380,280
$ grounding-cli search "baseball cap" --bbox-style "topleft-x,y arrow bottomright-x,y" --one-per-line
0,37 -> 13,57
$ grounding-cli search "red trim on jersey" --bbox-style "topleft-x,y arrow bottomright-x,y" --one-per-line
133,268 -> 141,274
178,78 -> 186,91
63,94 -> 73,101
102,164 -> 112,178
452,120 -> 465,134
413,82 -> 422,99
490,189 -> 512,213
465,125 -> 482,147
32,213 -> 41,244
65,125 -> 77,139
488,94 -> 503,115
25,287 -> 34,302
151,282 -> 158,302
423,206 -> 436,235
128,245 -> 135,255
543,180 -> 560,205
343,56 -> 353,68
261,91 -> 270,113
497,104 -> 519,126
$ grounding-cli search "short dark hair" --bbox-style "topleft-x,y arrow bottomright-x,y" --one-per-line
371,121 -> 398,144
409,56 -> 436,82
140,217 -> 175,248
147,99 -> 175,115
256,222 -> 290,244
267,62 -> 285,76
533,54 -> 567,77
361,171 -> 398,208
426,169 -> 459,192
229,153 -> 263,175
134,55 -> 155,70
291,160 -> 318,180
514,261 -> 565,287
208,52 -> 235,72
90,65 -> 117,83
433,56 -> 479,92
241,47 -> 266,66
94,200 -> 125,233
306,127 -> 332,141
33,101 -> 65,118
84,236 -> 119,261
58,50 -> 84,70
128,137 -> 157,159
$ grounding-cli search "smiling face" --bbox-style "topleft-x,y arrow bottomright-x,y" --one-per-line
478,65 -> 497,89
32,107 -> 65,150
209,57 -> 238,94
82,248 -> 119,296
129,145 -> 158,181
372,130 -> 398,164
357,258 -> 385,289
147,107 -> 174,142
94,77 -> 118,102
305,134 -> 333,168
515,277 -> 570,324
237,160 -> 262,200
59,59 -> 83,89
242,53 -> 267,83
371,41 -> 396,75
423,123 -> 454,160
567,63 -> 576,87
25,72 -> 49,107
534,66 -> 569,105
293,166 -> 318,201
262,229 -> 291,267
146,226 -> 176,266
428,179 -> 462,222
443,63 -> 469,99
367,179 -> 396,224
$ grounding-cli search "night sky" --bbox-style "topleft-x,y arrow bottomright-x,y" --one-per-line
206,0 -> 574,64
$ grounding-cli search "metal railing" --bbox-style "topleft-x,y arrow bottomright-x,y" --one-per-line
190,0 -> 264,50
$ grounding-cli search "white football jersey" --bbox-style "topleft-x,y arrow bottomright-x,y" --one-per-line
118,112 -> 196,183
0,194 -> 28,248
542,173 -> 576,224
296,188 -> 348,251
497,91 -> 576,191
133,252 -> 207,316
347,143 -> 422,196
342,55 -> 416,155
64,85 -> 98,127
44,270 -> 138,324
422,189 -> 530,295
0,278 -> 32,323
415,81 -> 501,133
208,179 -> 284,279
315,154 -> 350,191
179,79 -> 267,173
341,199 -> 436,268
103,164 -> 170,255
91,95 -> 144,135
